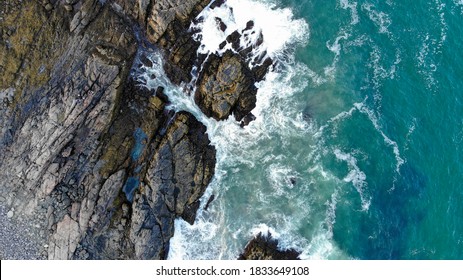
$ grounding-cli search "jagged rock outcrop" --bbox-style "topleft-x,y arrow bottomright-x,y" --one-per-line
113,0 -> 274,123
239,233 -> 301,260
146,0 -> 211,85
99,0 -> 212,85
190,17 -> 274,123
0,0 -> 215,260
194,50 -> 259,121
1,0 -> 277,260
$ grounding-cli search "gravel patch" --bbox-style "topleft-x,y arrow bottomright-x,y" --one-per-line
0,205 -> 45,259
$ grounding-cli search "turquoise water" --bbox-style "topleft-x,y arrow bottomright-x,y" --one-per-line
142,0 -> 463,259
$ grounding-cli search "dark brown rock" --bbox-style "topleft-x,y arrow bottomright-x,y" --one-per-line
239,232 -> 301,260
210,0 -> 226,9
194,50 -> 258,121
240,113 -> 256,128
215,17 -> 227,32
204,194 -> 215,211
244,20 -> 254,31
226,30 -> 242,50
187,15 -> 273,124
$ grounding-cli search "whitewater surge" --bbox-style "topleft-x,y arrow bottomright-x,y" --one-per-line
162,0 -> 340,259
160,0 -> 371,260
135,0 -> 463,260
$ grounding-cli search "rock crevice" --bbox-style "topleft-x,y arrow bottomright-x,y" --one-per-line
0,0 -> 216,260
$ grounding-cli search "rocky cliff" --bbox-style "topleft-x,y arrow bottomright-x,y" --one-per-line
1,0 -> 275,259
0,0 -> 215,259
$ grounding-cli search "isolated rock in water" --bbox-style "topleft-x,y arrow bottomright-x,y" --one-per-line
239,232 -> 301,260
215,17 -> 227,32
240,113 -> 256,128
192,17 -> 273,123
204,194 -> 215,211
194,50 -> 258,121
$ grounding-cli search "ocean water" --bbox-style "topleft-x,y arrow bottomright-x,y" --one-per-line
139,0 -> 463,259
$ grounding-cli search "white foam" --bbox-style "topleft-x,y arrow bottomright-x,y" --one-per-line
266,164 -> 297,196
250,223 -> 280,239
299,225 -> 351,259
334,148 -> 370,211
414,1 -> 448,91
354,102 -> 405,175
455,0 -> 463,13
168,217 -> 222,260
404,118 -> 417,151
339,0 -> 359,25
191,0 -> 309,64
316,101 -> 363,137
361,3 -> 392,35
308,164 -> 333,181
416,33 -> 438,90
325,189 -> 340,239
435,0 -> 448,50
369,44 -> 401,88
324,31 -> 350,80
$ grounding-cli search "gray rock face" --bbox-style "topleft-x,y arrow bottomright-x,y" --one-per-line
0,0 -> 216,260
146,112 -> 216,223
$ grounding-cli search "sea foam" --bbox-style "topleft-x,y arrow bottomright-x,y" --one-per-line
191,0 -> 309,65
165,0 -> 316,259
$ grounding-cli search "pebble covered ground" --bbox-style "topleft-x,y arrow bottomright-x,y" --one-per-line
0,205 -> 45,259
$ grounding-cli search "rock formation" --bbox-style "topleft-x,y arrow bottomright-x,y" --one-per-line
0,0 -> 215,259
239,232 -> 301,260
1,0 -> 276,260
192,20 -> 273,122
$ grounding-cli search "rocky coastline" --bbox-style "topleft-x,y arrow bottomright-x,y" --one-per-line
0,0 -> 278,259
239,232 -> 301,260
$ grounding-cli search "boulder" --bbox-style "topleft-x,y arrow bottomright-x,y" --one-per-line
239,232 -> 301,260
194,50 -> 258,121
191,18 -> 273,123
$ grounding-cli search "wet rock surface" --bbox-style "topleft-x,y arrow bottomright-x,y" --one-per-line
194,50 -> 258,121
239,233 -> 301,260
192,17 -> 273,122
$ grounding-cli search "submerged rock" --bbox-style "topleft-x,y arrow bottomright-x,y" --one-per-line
239,232 -> 301,260
204,194 -> 215,211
